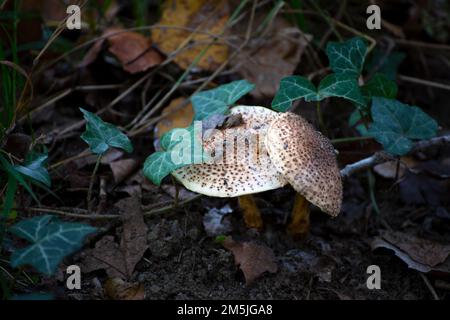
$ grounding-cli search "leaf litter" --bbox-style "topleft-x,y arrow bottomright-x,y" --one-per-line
80,196 -> 148,279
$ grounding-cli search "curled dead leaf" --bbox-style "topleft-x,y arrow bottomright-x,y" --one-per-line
107,27 -> 164,73
80,27 -> 164,73
223,236 -> 277,284
371,231 -> 450,274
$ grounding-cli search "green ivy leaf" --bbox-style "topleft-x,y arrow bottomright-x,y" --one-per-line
0,154 -> 39,204
367,97 -> 438,155
80,108 -> 133,154
348,109 -> 369,136
192,80 -> 255,121
317,74 -> 367,106
365,49 -> 405,80
14,153 -> 51,187
361,73 -> 398,100
271,74 -> 366,111
326,37 -> 368,77
271,76 -> 316,111
143,151 -> 182,186
10,215 -> 96,275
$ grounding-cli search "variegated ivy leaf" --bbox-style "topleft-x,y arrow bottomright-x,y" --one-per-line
271,74 -> 366,111
10,215 -> 96,275
317,74 -> 366,106
326,37 -> 368,77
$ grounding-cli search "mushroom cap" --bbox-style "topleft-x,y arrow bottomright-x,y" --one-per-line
265,112 -> 342,216
172,106 -> 287,197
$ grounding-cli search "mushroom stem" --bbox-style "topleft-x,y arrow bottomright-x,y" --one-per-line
287,193 -> 310,237
238,195 -> 263,230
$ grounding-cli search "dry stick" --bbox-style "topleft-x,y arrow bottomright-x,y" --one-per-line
50,71 -> 153,141
25,194 -> 203,220
87,154 -> 102,213
399,75 -> 450,92
340,134 -> 450,178
419,273 -> 440,300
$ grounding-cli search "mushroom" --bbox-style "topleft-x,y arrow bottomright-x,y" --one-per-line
171,106 -> 342,235
265,112 -> 342,235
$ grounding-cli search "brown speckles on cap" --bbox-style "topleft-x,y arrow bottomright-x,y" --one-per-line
265,112 -> 342,216
172,106 -> 287,197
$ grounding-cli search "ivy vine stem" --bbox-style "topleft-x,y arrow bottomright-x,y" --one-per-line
316,101 -> 328,136
87,154 -> 102,213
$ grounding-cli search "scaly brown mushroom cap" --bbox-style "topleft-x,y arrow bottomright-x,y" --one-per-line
265,112 -> 342,216
172,106 -> 287,197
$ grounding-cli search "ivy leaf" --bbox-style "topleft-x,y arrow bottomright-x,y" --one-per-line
271,74 -> 366,111
192,80 -> 255,121
143,151 -> 182,186
145,124 -> 206,185
10,215 -> 96,275
326,37 -> 368,77
271,76 -> 317,111
80,108 -> 133,154
365,49 -> 405,80
14,153 -> 51,187
160,122 -> 200,151
367,97 -> 438,155
317,73 -> 367,106
349,109 -> 369,136
361,73 -> 398,100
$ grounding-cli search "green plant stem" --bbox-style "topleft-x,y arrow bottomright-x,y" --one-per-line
316,101 -> 328,136
367,170 -> 380,214
87,154 -> 102,213
331,136 -> 372,144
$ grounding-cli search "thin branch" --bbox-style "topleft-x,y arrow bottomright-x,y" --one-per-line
340,134 -> 450,178
22,194 -> 203,220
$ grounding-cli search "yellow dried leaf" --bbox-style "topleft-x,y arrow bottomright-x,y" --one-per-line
152,0 -> 229,71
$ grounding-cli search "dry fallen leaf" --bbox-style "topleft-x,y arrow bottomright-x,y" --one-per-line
152,0 -> 229,71
223,237 -> 277,284
155,97 -> 194,140
104,278 -> 145,300
80,196 -> 148,279
373,156 -> 418,179
80,27 -> 164,73
110,158 -> 139,184
230,15 -> 311,98
372,231 -> 450,274
107,27 -> 164,73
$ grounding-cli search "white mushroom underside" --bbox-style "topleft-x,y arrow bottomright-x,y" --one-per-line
172,106 -> 287,197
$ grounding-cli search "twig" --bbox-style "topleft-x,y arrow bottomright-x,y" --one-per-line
22,194 -> 203,220
399,75 -> 450,92
87,154 -> 102,212
419,273 -> 439,300
340,134 -> 450,178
